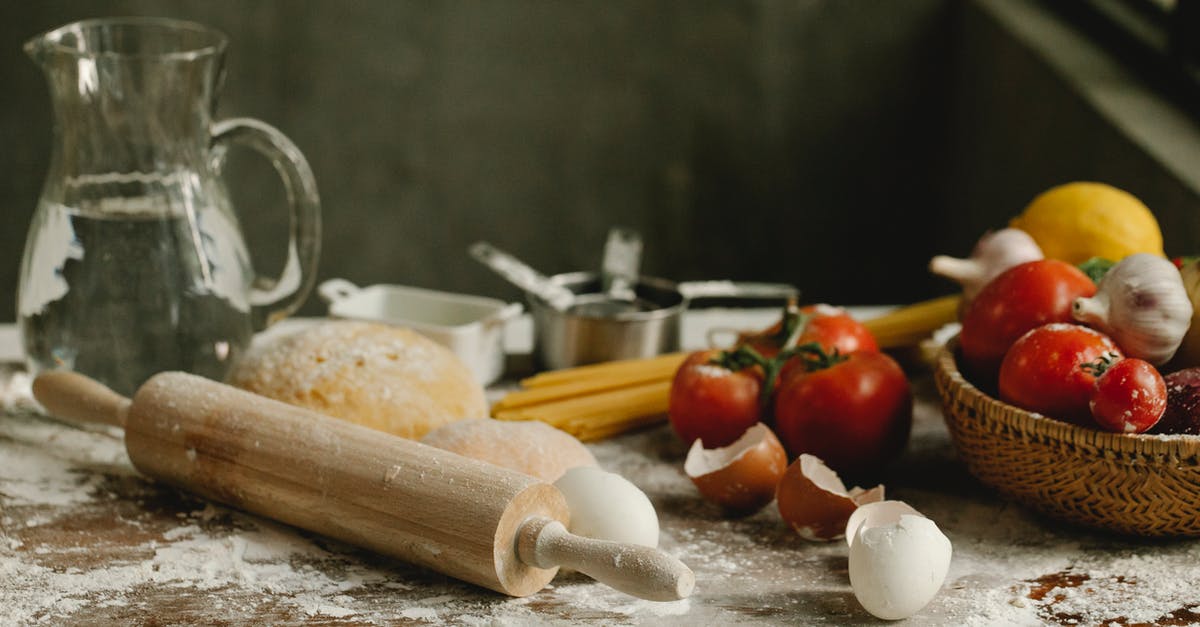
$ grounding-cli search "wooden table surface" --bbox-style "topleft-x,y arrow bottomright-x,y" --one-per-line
3,314 -> 1200,625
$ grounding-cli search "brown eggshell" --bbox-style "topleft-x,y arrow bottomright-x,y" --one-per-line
776,454 -> 885,541
684,423 -> 788,514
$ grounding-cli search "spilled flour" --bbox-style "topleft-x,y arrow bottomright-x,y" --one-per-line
1,507 -> 395,622
5,365 -> 1200,625
0,399 -> 397,623
0,382 -> 701,625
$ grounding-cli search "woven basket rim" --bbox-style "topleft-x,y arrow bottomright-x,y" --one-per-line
936,336 -> 1200,460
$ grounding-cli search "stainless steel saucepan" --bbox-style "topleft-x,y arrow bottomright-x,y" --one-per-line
527,272 -> 798,370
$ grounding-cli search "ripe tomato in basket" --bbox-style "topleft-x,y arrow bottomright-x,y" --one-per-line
773,348 -> 912,481
960,259 -> 1096,376
998,323 -> 1122,424
669,350 -> 764,448
1088,356 -> 1167,434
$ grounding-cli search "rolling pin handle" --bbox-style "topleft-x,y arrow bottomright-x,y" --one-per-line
516,516 -> 695,602
31,370 -> 131,429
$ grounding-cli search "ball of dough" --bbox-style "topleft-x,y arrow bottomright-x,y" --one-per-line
229,321 -> 486,439
421,418 -> 596,482
553,466 -> 659,547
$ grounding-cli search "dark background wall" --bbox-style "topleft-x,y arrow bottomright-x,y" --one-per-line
0,0 -> 956,321
936,0 -> 1200,260
1,1 -> 1197,323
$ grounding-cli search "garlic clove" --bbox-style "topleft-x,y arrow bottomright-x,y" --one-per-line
930,228 -> 1044,302
1071,291 -> 1111,328
928,255 -> 984,286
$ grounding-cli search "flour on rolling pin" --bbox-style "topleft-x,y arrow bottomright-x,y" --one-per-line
31,370 -> 695,601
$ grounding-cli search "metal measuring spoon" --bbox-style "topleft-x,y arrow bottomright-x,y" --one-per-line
603,227 -> 642,301
569,227 -> 655,317
469,242 -> 577,311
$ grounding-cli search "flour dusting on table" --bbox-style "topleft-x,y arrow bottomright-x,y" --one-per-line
5,369 -> 1200,625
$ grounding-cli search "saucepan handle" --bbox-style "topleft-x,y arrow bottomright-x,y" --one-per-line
317,278 -> 361,305
484,302 -> 525,328
676,281 -> 798,301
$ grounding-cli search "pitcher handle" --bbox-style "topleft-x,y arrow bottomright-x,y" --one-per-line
211,118 -> 321,330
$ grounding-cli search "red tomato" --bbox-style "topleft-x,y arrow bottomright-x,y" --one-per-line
797,304 -> 879,355
668,350 -> 763,447
1089,358 -> 1167,434
773,351 -> 912,481
740,304 -> 878,359
998,323 -> 1122,424
960,260 -> 1096,376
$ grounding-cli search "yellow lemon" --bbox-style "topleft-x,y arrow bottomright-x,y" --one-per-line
1010,182 -> 1165,264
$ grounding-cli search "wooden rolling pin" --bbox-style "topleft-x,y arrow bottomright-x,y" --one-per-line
32,370 -> 694,601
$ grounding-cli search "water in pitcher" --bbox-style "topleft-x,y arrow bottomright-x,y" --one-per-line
18,200 -> 254,396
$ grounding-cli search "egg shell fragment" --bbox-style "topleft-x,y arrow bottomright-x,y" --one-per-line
554,465 -> 660,548
845,499 -> 922,548
847,501 -> 952,621
776,454 -> 884,541
684,423 -> 788,514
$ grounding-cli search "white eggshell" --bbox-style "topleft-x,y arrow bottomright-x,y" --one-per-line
553,465 -> 660,547
848,508 -> 952,620
845,500 -> 923,548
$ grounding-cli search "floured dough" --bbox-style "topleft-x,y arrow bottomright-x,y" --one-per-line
421,418 -> 596,481
229,321 -> 486,439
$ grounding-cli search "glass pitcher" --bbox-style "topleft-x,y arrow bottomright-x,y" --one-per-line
18,17 -> 320,395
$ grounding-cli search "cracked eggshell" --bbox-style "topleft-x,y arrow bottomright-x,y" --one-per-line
847,501 -> 952,620
845,499 -> 922,548
553,465 -> 659,547
776,454 -> 884,541
685,423 -> 788,514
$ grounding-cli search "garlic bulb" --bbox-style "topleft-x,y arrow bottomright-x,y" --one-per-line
1072,253 -> 1193,365
929,228 -> 1043,301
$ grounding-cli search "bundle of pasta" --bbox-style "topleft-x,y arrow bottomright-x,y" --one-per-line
861,295 -> 959,350
492,353 -> 686,441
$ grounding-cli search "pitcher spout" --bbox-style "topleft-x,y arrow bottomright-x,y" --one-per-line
26,17 -> 232,177
24,17 -> 227,64
23,31 -> 55,67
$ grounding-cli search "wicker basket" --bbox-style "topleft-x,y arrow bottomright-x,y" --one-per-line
933,339 -> 1200,537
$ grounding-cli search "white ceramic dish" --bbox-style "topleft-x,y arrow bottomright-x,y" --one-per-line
318,279 -> 522,385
